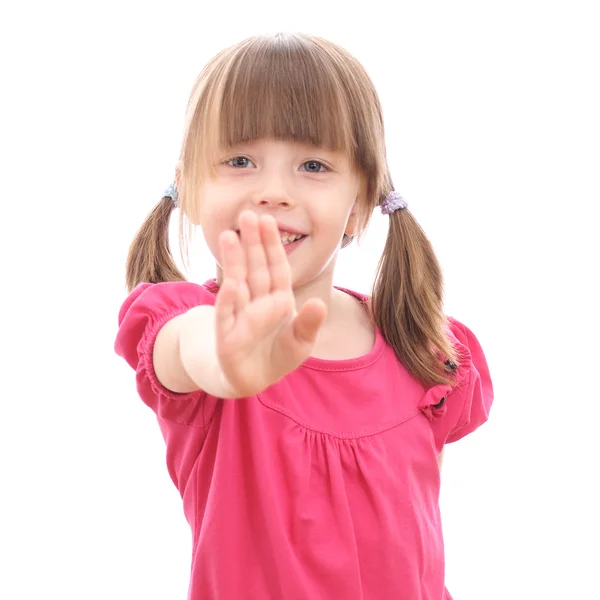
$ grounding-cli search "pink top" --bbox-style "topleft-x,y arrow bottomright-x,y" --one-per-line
114,280 -> 493,600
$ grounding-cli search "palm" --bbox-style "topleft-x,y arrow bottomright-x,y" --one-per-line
214,212 -> 326,397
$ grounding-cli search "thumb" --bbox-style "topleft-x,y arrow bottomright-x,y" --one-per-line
292,298 -> 327,344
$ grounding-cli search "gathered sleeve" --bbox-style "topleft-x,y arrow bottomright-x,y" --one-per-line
419,318 -> 494,451
114,281 -> 219,427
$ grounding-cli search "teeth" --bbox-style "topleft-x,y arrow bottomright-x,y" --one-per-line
234,229 -> 304,245
280,232 -> 304,245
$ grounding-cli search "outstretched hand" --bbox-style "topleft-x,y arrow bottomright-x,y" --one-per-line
215,211 -> 327,397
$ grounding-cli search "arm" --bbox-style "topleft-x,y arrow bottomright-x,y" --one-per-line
153,213 -> 325,400
153,305 -> 237,398
437,449 -> 444,470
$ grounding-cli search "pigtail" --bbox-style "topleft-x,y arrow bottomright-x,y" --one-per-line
370,209 -> 458,387
125,196 -> 187,292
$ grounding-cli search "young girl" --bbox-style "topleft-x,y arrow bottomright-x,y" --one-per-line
115,32 -> 493,600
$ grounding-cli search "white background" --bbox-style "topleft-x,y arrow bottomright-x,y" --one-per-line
1,0 -> 598,598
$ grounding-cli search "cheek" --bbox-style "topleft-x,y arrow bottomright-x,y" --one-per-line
197,194 -> 238,265
197,187 -> 232,226
200,224 -> 226,271
313,196 -> 356,230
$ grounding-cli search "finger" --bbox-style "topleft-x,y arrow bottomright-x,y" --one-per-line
214,277 -> 238,338
219,229 -> 246,285
292,299 -> 327,344
239,211 -> 271,299
261,215 -> 291,293
219,229 -> 248,313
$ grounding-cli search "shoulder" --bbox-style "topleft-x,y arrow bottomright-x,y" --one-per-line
446,317 -> 491,388
117,279 -> 218,327
434,317 -> 494,445
115,279 -> 218,370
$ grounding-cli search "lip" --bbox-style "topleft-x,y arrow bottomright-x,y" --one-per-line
283,235 -> 307,255
274,221 -> 306,235
234,220 -> 307,236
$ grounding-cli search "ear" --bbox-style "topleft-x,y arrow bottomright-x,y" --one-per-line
345,176 -> 368,236
344,187 -> 366,236
344,201 -> 359,236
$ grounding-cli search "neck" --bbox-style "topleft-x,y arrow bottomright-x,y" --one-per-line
291,272 -> 339,326
214,263 -> 342,327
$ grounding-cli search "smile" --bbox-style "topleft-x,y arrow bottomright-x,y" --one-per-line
280,232 -> 306,245
234,230 -> 308,248
281,234 -> 306,255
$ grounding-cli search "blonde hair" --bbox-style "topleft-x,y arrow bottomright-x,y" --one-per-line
125,32 -> 458,386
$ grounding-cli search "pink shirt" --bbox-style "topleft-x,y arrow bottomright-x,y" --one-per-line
115,280 -> 493,600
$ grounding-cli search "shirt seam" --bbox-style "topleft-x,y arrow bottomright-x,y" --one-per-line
257,394 -> 422,439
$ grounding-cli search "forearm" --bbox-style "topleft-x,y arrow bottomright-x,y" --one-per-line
178,305 -> 238,398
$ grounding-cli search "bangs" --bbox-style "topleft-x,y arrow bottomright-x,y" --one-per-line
215,36 -> 355,153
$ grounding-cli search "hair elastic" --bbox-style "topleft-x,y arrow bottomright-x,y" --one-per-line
162,185 -> 407,214
381,191 -> 408,215
164,182 -> 178,208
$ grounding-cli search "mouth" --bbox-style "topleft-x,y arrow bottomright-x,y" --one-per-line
234,230 -> 308,247
279,231 -> 308,246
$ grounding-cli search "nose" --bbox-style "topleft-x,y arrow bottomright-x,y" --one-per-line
251,172 -> 294,209
254,195 -> 292,209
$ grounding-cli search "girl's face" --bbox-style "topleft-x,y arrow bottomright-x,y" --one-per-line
195,138 -> 364,288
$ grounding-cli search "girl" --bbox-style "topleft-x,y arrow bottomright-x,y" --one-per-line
115,32 -> 493,600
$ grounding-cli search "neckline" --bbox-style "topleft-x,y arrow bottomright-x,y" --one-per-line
203,279 -> 385,372
302,286 -> 384,371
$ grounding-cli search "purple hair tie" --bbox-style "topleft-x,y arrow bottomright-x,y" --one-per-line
164,182 -> 179,208
381,191 -> 408,215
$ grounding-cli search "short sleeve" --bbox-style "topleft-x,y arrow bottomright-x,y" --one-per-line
444,318 -> 494,443
114,280 -> 218,426
419,318 -> 494,450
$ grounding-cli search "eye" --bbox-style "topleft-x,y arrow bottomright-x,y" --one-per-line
301,160 -> 328,173
226,156 -> 255,168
